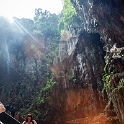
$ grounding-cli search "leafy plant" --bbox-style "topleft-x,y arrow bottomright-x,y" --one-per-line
69,75 -> 76,83
41,78 -> 56,92
59,0 -> 81,31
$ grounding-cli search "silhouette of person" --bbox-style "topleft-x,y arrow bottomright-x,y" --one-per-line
9,104 -> 16,118
5,103 -> 11,114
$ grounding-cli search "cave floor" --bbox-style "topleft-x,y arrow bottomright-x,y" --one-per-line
65,113 -> 120,124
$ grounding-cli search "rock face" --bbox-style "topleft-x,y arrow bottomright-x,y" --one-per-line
0,37 -> 45,110
52,31 -> 106,120
52,0 -> 124,123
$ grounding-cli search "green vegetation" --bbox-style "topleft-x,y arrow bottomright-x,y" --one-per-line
0,11 -> 60,119
59,0 -> 82,34
102,63 -> 124,94
112,77 -> 124,93
59,0 -> 76,30
103,63 -> 108,73
37,78 -> 56,105
102,73 -> 112,91
34,10 -> 60,39
69,75 -> 76,83
20,77 -> 57,120
42,78 -> 56,92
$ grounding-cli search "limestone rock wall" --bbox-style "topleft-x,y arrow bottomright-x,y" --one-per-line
52,31 -> 105,120
52,0 -> 124,123
70,0 -> 124,123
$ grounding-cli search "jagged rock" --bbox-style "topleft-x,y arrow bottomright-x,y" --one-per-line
52,0 -> 124,123
71,0 -> 124,123
52,31 -> 106,121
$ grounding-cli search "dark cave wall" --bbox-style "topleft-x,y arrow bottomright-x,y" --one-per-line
71,0 -> 124,123
71,0 -> 124,47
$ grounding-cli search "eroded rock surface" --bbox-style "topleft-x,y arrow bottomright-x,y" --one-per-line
52,0 -> 124,123
52,31 -> 106,121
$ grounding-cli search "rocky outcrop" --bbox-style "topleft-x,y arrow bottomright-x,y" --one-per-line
52,0 -> 124,123
52,30 -> 106,121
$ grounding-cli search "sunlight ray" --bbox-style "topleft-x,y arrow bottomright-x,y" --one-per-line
13,18 -> 40,45
4,40 -> 10,74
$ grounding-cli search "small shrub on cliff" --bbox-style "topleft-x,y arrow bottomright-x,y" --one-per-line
69,75 -> 76,83
42,78 -> 56,92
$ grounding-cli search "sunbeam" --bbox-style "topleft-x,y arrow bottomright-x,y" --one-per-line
13,18 -> 38,43
5,40 -> 10,75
